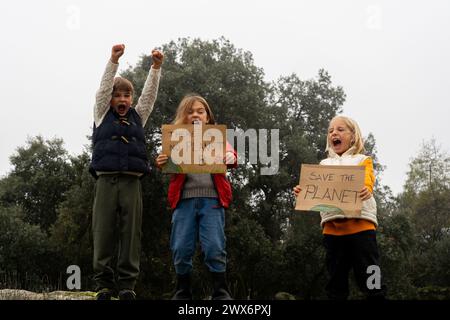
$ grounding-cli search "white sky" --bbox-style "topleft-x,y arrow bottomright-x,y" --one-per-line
1,0 -> 449,195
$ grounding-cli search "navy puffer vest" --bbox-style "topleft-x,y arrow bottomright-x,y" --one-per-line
90,108 -> 150,178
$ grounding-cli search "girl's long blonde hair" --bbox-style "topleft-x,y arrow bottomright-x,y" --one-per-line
172,94 -> 216,125
326,115 -> 366,155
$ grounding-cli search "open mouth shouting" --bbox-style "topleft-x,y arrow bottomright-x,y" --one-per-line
117,104 -> 128,115
332,138 -> 342,147
330,135 -> 351,155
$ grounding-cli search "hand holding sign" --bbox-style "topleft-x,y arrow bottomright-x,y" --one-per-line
295,164 -> 365,216
359,187 -> 372,201
293,185 -> 302,196
156,153 -> 169,168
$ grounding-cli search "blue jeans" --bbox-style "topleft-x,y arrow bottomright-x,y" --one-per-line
170,197 -> 226,275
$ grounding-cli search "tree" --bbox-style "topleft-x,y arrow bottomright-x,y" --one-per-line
392,139 -> 450,295
0,205 -> 56,289
403,138 -> 450,194
226,216 -> 284,299
270,70 -> 345,160
0,136 -> 74,231
122,37 -> 270,131
400,139 -> 450,242
49,151 -> 95,286
377,211 -> 417,299
282,212 -> 327,299
364,133 -> 385,179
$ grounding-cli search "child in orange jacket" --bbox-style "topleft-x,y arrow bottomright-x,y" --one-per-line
294,115 -> 386,300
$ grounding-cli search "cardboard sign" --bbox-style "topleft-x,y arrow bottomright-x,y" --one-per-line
161,124 -> 227,174
295,164 -> 365,216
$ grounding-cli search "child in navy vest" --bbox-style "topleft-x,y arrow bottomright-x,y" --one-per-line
90,44 -> 163,300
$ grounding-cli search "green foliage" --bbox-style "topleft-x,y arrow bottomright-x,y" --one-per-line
282,213 -> 327,299
50,151 -> 95,273
123,37 -> 270,131
411,235 -> 450,290
416,286 -> 450,300
377,212 -> 418,299
135,167 -> 173,298
403,138 -> 450,194
0,205 -> 55,287
412,188 -> 450,243
0,136 -> 74,231
399,139 -> 450,242
270,70 -> 345,160
364,133 -> 385,177
226,216 -> 284,299
392,139 -> 450,295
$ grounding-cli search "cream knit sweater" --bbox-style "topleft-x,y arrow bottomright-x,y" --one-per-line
94,60 -> 161,128
319,147 -> 378,227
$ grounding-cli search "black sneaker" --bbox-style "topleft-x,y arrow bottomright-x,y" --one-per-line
96,288 -> 113,300
118,289 -> 136,300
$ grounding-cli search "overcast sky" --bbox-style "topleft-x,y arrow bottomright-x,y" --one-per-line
1,0 -> 449,195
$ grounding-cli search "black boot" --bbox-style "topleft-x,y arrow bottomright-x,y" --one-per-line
211,272 -> 233,300
95,288 -> 114,300
171,273 -> 192,300
118,289 -> 136,300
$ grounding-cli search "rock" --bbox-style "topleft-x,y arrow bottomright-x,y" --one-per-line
0,289 -> 97,300
274,292 -> 296,300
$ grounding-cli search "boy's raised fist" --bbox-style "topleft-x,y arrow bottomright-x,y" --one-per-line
151,49 -> 164,69
111,44 -> 125,64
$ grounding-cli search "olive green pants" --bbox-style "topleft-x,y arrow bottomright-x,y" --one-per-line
92,174 -> 142,291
